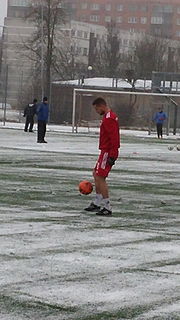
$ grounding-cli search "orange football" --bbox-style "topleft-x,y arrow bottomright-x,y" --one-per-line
79,180 -> 93,195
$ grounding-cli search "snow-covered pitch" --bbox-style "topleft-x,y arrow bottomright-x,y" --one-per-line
0,127 -> 179,320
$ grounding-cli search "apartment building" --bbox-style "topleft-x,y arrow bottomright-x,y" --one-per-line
1,0 -> 180,106
65,0 -> 180,40
0,0 -> 106,106
61,20 -> 106,65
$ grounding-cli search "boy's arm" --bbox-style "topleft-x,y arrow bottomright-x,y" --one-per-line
104,118 -> 120,160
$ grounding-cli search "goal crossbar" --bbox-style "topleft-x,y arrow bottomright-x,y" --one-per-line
72,88 -> 180,133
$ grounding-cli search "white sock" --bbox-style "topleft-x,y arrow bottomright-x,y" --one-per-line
94,194 -> 103,206
102,198 -> 111,210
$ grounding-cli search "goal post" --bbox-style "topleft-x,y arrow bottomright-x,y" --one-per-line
72,88 -> 180,134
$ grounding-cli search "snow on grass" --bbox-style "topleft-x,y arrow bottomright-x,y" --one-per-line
0,128 -> 179,320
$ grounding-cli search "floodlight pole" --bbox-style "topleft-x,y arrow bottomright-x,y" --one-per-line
173,105 -> 178,135
166,104 -> 170,136
3,64 -> 8,126
72,89 -> 76,133
0,25 -> 8,126
40,1 -> 44,100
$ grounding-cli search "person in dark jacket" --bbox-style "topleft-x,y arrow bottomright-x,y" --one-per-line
23,98 -> 37,132
153,107 -> 167,138
36,97 -> 49,143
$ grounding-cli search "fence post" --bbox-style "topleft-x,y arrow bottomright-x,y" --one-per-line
3,64 -> 8,126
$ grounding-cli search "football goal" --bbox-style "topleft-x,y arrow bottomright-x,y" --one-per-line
71,88 -> 180,135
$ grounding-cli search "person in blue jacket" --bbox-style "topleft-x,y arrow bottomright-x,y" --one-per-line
153,107 -> 167,139
36,96 -> 49,143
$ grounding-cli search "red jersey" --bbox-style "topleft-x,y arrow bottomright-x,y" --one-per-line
99,110 -> 120,159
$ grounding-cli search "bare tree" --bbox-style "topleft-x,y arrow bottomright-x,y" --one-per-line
17,68 -> 42,111
0,34 -> 2,74
122,35 -> 170,86
52,39 -> 87,80
93,22 -> 121,78
166,46 -> 180,73
22,0 -> 66,97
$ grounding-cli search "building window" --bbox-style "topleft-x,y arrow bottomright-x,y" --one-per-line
153,5 -> 163,13
151,16 -> 163,24
128,17 -> 137,24
117,4 -> 123,11
71,29 -> 76,37
90,15 -> 100,22
77,47 -> 82,55
141,17 -> 147,24
123,39 -> 128,46
105,4 -> 111,11
129,28 -> 135,33
116,16 -> 122,23
153,5 -> 173,13
91,4 -> 100,10
177,19 -> 180,25
64,30 -> 70,37
84,31 -> 88,39
129,4 -> 138,11
83,48 -> 88,56
176,31 -> 180,37
9,0 -> 30,6
163,5 -> 173,13
81,15 -> 87,22
81,3 -> 88,10
154,28 -> 162,36
77,30 -> 83,38
177,7 -> 180,14
129,40 -> 133,46
141,5 -> 148,12
105,16 -> 111,22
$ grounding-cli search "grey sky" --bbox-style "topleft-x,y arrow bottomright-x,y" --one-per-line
0,0 -> 7,27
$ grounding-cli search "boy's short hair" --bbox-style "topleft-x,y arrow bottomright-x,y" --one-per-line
92,97 -> 107,106
43,97 -> 48,102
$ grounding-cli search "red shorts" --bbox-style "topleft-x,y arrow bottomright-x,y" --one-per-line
94,151 -> 112,178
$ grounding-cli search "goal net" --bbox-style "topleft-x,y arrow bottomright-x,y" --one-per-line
71,88 -> 180,135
